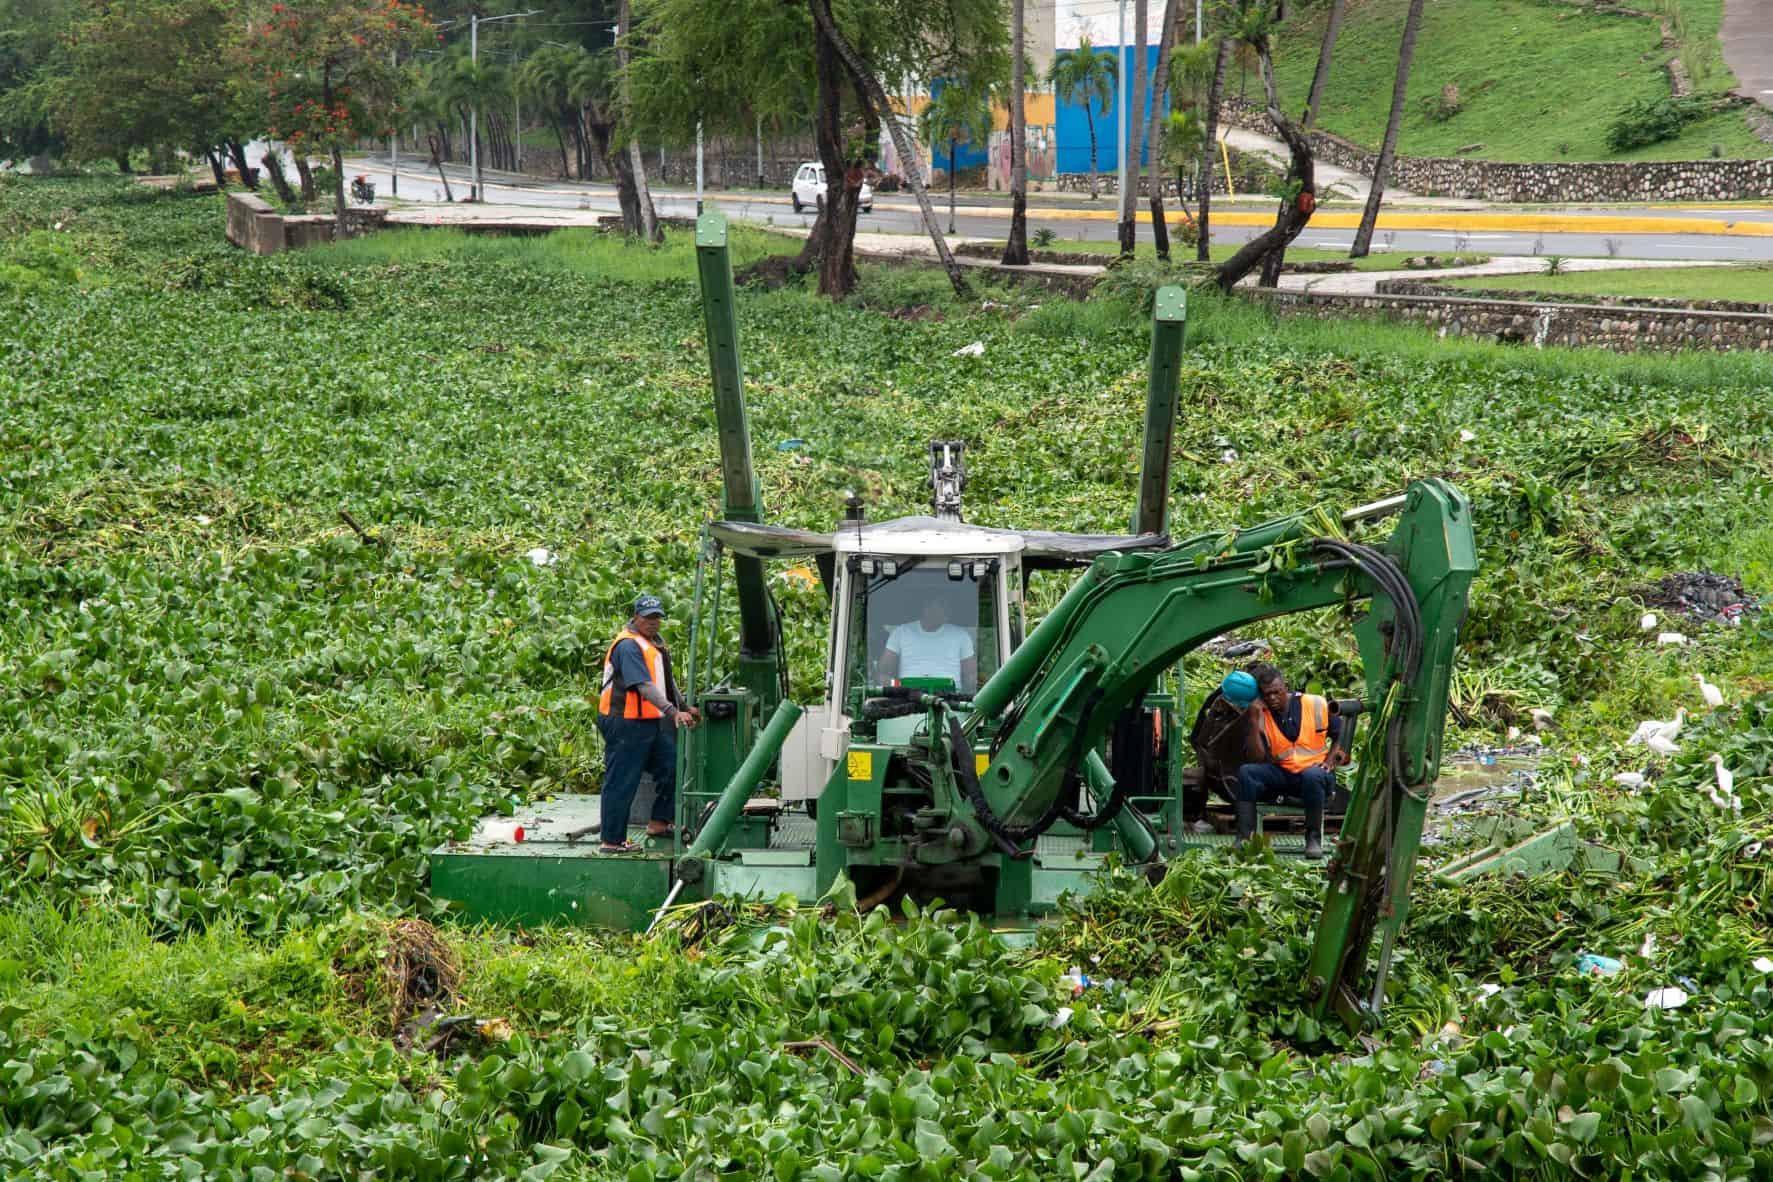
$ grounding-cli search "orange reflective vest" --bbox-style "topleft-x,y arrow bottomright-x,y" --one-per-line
598,629 -> 667,720
1259,693 -> 1331,773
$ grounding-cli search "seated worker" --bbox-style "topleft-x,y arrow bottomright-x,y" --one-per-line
1233,663 -> 1348,858
880,597 -> 977,693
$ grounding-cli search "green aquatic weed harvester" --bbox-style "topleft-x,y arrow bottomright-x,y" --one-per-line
433,212 -> 1478,1028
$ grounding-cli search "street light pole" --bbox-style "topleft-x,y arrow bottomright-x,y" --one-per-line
696,120 -> 704,213
470,12 -> 479,201
1196,0 -> 1202,43
389,49 -> 399,196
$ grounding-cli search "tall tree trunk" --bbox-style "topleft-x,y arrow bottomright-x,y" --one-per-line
596,120 -> 643,231
1002,0 -> 1030,266
1197,36 -> 1230,262
1146,0 -> 1179,260
294,155 -> 315,202
261,148 -> 296,205
1215,38 -> 1315,291
427,134 -> 454,201
553,118 -> 571,179
226,140 -> 258,189
809,0 -> 970,298
1351,0 -> 1423,258
205,149 -> 229,190
1119,0 -> 1149,257
809,15 -> 857,296
330,145 -> 348,235
114,152 -> 132,175
617,0 -> 661,242
1085,106 -> 1099,199
1305,0 -> 1347,127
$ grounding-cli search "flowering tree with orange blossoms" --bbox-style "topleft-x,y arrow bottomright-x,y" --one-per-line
250,0 -> 434,231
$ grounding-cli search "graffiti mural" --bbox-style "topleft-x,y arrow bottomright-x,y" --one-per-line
987,125 -> 1058,190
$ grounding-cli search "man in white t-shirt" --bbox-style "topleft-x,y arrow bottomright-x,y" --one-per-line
880,598 -> 977,692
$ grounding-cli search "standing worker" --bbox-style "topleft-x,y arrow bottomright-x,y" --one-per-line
1230,663 -> 1348,858
595,594 -> 697,854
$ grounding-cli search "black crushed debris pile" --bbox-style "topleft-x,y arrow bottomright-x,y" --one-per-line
1642,571 -> 1761,626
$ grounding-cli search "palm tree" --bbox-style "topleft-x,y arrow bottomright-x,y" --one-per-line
1047,38 -> 1117,200
1305,0 -> 1348,127
1351,0 -> 1425,257
918,82 -> 993,234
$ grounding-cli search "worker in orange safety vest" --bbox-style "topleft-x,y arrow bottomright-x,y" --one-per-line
595,594 -> 698,853
1233,662 -> 1348,859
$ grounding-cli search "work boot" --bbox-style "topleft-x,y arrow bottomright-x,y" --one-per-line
1235,801 -> 1257,846
1303,800 -> 1325,860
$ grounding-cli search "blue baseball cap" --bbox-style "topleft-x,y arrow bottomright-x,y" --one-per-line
1220,670 -> 1259,709
632,594 -> 665,618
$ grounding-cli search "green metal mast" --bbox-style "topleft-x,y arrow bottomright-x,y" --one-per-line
1133,286 -> 1187,537
694,211 -> 781,712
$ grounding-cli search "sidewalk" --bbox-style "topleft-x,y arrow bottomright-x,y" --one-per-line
1270,256 -> 1734,296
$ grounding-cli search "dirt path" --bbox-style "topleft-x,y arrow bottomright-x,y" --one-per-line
1722,0 -> 1773,111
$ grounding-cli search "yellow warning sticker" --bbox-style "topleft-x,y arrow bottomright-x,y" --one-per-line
975,753 -> 990,777
847,750 -> 873,781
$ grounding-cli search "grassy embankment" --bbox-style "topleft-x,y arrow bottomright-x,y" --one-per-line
1267,0 -> 1770,161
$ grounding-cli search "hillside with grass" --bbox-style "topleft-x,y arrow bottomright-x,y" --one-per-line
1266,0 -> 1771,162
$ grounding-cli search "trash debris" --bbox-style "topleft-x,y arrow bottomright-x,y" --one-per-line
1613,771 -> 1646,789
1639,932 -> 1657,959
1220,448 -> 1239,464
1050,1006 -> 1074,1029
1477,983 -> 1503,999
1506,726 -> 1522,742
526,547 -> 557,567
1642,571 -> 1761,627
1530,707 -> 1555,732
1640,612 -> 1658,631
1656,631 -> 1687,646
1696,674 -> 1724,709
952,341 -> 986,357
1752,957 -> 1773,975
483,821 -> 525,843
1644,987 -> 1688,1010
1458,429 -> 1476,443
776,438 -> 809,451
1576,953 -> 1623,977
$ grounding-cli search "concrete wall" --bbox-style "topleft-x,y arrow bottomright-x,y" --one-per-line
1218,97 -> 1773,203
1375,278 -> 1773,316
224,191 -> 285,255
1248,287 -> 1773,353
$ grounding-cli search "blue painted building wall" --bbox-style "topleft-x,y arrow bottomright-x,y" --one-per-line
923,43 -> 1168,176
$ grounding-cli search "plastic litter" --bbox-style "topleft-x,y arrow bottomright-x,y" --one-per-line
1458,429 -> 1476,443
776,438 -> 809,451
1477,983 -> 1503,999
1530,708 -> 1555,731
1656,631 -> 1688,646
482,821 -> 525,843
1640,612 -> 1658,631
1577,953 -> 1623,977
1639,932 -> 1657,959
526,547 -> 557,568
1220,448 -> 1239,464
1752,957 -> 1773,974
1613,772 -> 1647,789
1644,987 -> 1688,1010
1050,1006 -> 1073,1029
1643,571 -> 1761,627
952,340 -> 986,357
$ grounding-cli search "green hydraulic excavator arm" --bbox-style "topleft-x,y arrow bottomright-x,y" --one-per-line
694,212 -> 783,712
962,480 -> 1477,1027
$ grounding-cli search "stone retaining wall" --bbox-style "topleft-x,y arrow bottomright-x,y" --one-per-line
1374,278 -> 1773,316
1218,97 -> 1773,202
225,192 -> 386,253
1247,287 -> 1773,352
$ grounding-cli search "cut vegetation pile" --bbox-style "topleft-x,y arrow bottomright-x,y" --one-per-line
4,178 -> 1773,1176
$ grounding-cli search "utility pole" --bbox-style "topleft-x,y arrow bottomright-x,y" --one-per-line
755,116 -> 763,188
515,87 -> 522,172
1196,0 -> 1202,42
696,120 -> 704,213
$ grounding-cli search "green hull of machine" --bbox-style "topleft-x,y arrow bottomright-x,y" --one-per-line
432,212 -> 1478,1028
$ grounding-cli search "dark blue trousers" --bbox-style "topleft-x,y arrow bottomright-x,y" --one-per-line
596,715 -> 677,842
1237,762 -> 1333,809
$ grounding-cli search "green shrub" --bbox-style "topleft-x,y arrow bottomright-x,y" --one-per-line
1604,96 -> 1710,152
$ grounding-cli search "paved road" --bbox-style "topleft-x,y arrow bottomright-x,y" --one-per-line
351,159 -> 1773,262
1723,0 -> 1773,109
